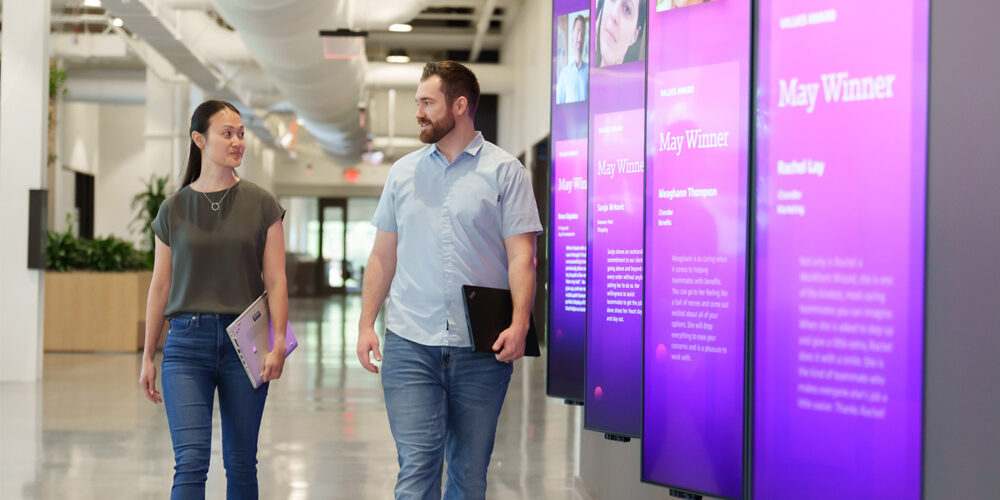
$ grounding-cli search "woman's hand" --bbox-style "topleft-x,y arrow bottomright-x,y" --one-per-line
139,359 -> 162,404
261,342 -> 286,382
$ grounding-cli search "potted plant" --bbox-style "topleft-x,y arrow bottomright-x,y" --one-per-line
43,217 -> 160,352
130,174 -> 171,268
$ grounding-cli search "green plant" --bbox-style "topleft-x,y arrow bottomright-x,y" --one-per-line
49,64 -> 68,98
46,220 -> 86,272
46,216 -> 146,272
82,236 -> 147,271
131,174 -> 171,268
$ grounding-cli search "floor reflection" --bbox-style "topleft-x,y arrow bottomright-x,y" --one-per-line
0,296 -> 583,499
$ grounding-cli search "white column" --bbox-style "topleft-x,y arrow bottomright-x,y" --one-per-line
0,0 -> 50,382
145,69 -> 190,192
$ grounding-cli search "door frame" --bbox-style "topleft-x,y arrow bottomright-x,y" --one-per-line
316,197 -> 349,294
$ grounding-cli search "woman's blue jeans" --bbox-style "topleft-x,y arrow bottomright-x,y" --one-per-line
381,331 -> 513,500
161,312 -> 269,500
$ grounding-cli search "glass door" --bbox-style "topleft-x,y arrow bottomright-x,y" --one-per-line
318,198 -> 348,294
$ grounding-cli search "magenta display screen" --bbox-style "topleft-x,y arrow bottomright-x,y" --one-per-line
548,0 -> 592,403
641,0 -> 751,497
753,1 -> 928,498
584,0 -> 647,437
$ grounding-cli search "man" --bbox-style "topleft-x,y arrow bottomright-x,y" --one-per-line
357,61 -> 542,499
556,15 -> 589,104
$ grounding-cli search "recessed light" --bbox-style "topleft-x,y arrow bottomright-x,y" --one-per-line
112,18 -> 124,27
388,23 -> 413,32
84,0 -> 102,7
386,49 -> 410,63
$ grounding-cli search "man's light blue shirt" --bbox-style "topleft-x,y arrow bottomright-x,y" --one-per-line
371,132 -> 543,347
556,59 -> 588,104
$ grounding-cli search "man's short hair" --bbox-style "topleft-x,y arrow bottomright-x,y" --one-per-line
421,61 -> 481,117
573,15 -> 586,29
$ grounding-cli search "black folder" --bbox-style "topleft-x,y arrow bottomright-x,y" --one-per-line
461,285 -> 541,357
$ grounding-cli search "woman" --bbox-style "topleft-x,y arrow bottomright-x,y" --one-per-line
596,0 -> 648,67
138,100 -> 288,499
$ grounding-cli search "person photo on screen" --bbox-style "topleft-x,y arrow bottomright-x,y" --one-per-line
595,0 -> 647,67
138,99 -> 289,499
356,61 -> 542,499
657,0 -> 713,11
556,14 -> 589,104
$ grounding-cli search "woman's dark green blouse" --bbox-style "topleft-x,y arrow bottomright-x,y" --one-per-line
151,180 -> 285,318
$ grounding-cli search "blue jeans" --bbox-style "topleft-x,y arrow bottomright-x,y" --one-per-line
161,312 -> 269,500
381,331 -> 513,500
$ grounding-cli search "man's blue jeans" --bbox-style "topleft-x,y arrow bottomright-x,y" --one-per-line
161,313 -> 269,500
381,332 -> 513,500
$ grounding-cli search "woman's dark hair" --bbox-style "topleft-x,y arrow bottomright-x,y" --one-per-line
595,0 -> 648,67
181,100 -> 241,187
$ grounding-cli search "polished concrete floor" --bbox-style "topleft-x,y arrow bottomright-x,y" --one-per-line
0,296 -> 585,499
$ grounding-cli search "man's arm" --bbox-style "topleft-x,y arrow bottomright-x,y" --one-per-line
492,232 -> 537,362
356,229 -> 398,373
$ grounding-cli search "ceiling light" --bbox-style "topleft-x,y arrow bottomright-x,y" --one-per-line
388,24 -> 413,33
83,0 -> 102,7
112,17 -> 124,27
386,49 -> 410,64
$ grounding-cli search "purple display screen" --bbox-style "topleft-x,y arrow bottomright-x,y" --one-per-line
548,0 -> 591,403
753,2 -> 927,498
584,0 -> 647,437
641,0 -> 751,497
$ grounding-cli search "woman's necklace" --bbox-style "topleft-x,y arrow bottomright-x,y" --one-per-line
202,183 -> 235,212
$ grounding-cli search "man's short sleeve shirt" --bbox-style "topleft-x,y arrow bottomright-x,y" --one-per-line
371,132 -> 543,346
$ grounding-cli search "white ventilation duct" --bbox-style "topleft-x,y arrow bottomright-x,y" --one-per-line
208,0 -> 432,160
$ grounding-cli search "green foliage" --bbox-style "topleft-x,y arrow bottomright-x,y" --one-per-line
82,236 -> 147,271
50,64 -> 68,98
131,174 -> 171,266
46,218 -> 147,272
46,225 -> 86,272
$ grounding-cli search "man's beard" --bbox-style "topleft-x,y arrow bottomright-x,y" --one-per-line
418,111 -> 456,144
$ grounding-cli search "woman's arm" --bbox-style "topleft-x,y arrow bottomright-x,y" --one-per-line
261,218 -> 288,382
139,236 -> 172,403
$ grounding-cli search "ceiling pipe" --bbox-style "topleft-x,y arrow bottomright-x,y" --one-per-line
162,0 -> 213,9
366,62 -> 515,94
210,0 -> 433,160
469,0 -> 499,62
173,10 -> 256,65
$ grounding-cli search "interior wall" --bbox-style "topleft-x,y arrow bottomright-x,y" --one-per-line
238,135 -> 276,194
55,101 -> 101,233
499,0 -> 553,170
579,433 -> 680,500
93,103 -> 146,246
924,0 -> 1000,497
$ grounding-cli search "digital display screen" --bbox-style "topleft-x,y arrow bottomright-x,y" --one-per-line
641,0 -> 751,497
548,0 -> 592,403
585,0 -> 648,437
753,1 -> 928,498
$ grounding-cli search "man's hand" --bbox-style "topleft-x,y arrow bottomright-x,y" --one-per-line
492,323 -> 528,363
357,326 -> 382,373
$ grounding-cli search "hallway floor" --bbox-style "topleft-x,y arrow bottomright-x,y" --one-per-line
0,296 -> 584,499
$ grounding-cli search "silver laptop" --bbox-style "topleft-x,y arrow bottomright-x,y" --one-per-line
226,292 -> 298,389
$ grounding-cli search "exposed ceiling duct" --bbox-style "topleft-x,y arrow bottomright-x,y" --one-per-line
366,62 -> 514,93
100,0 -> 281,146
208,0 -> 433,161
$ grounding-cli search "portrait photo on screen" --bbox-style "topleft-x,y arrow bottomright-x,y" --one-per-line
556,10 -> 591,105
656,0 -> 717,12
594,0 -> 648,68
